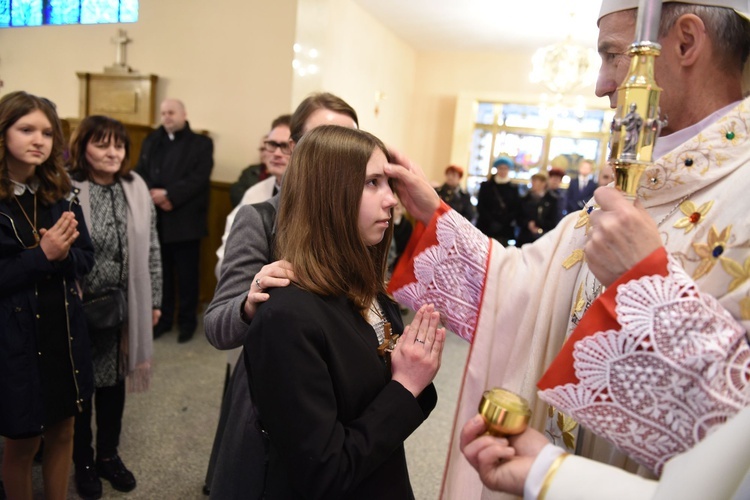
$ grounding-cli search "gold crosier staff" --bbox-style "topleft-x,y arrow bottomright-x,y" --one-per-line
609,0 -> 668,200
478,0 -> 669,437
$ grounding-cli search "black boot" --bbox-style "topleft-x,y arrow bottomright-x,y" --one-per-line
75,463 -> 103,499
96,455 -> 136,492
153,322 -> 171,339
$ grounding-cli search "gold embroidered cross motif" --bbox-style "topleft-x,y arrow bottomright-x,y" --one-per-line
563,250 -> 584,270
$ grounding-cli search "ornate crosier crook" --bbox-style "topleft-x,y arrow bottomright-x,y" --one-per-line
609,0 -> 668,201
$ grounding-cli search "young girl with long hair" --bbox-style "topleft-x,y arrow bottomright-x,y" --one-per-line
244,125 -> 445,499
0,91 -> 95,499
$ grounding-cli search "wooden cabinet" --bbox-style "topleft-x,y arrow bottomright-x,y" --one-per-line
76,72 -> 158,127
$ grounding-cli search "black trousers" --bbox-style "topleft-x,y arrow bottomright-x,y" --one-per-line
73,380 -> 126,465
159,239 -> 201,332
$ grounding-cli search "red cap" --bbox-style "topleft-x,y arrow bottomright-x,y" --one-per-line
445,165 -> 464,178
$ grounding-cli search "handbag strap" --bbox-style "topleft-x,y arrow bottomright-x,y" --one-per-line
105,184 -> 126,286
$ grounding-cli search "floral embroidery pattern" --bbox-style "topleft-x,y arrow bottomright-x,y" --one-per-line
721,123 -> 740,145
641,103 -> 746,201
692,225 -> 733,280
673,200 -> 714,234
721,256 -> 750,293
392,210 -> 488,342
539,256 -> 750,474
544,406 -> 578,450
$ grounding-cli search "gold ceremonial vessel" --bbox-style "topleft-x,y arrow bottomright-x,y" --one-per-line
478,388 -> 532,436
609,0 -> 667,201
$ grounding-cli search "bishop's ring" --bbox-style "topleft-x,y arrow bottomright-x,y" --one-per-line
255,278 -> 263,290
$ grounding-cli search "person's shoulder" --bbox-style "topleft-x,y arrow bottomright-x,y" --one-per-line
258,286 -> 329,328
188,128 -> 213,145
126,171 -> 146,185
144,126 -> 163,140
267,286 -> 340,314
123,172 -> 152,195
234,202 -> 267,225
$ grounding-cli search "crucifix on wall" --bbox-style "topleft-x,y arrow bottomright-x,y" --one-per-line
105,29 -> 134,74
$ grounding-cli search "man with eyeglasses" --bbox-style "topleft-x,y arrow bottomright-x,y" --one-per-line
215,114 -> 291,277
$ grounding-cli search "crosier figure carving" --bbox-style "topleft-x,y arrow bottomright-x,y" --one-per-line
613,102 -> 644,158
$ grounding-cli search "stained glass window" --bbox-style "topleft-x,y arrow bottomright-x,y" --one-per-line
0,0 -> 138,27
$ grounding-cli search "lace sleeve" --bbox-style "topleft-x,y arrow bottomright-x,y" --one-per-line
539,254 -> 750,475
391,208 -> 490,342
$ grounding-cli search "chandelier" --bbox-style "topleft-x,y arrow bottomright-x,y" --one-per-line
529,36 -> 599,95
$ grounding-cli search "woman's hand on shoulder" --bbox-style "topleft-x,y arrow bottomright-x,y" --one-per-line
390,304 -> 446,397
242,260 -> 295,322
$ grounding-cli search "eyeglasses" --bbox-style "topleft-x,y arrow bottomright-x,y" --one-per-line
262,140 -> 292,155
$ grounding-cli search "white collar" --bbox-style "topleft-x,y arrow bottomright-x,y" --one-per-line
11,178 -> 39,196
654,100 -> 742,159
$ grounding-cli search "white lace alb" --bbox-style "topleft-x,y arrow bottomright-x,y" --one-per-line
393,210 -> 489,342
539,256 -> 750,474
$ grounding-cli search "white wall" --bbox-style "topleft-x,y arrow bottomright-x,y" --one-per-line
292,0 -> 416,149
0,0 -> 298,182
0,0 -> 611,185
410,50 -> 601,182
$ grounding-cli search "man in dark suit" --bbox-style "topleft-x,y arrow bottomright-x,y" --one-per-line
136,98 -> 214,343
565,158 -> 598,214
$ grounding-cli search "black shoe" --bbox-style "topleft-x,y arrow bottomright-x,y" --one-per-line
96,455 -> 136,493
178,326 -> 195,343
153,323 -> 171,339
75,463 -> 103,499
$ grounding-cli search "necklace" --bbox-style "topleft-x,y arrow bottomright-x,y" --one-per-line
370,301 -> 399,360
13,192 -> 40,247
369,302 -> 389,344
655,191 -> 695,228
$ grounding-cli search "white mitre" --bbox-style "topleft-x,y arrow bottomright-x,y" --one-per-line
598,0 -> 750,94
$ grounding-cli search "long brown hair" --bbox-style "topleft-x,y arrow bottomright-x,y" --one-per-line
276,125 -> 393,314
68,115 -> 133,182
0,91 -> 71,204
289,93 -> 359,144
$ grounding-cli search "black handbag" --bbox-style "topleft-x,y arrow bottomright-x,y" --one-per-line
82,287 -> 127,331
82,202 -> 127,331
